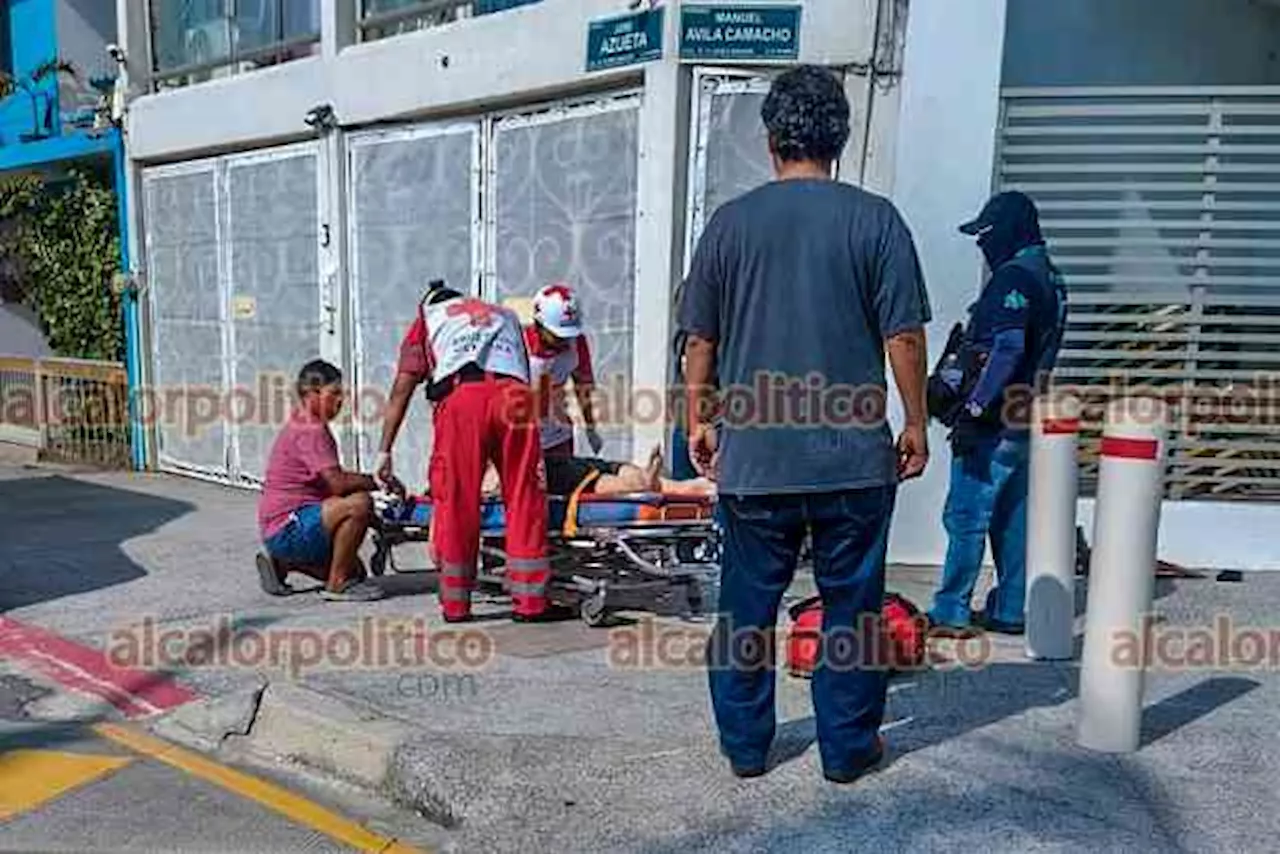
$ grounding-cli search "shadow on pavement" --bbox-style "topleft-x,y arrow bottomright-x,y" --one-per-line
0,475 -> 195,612
1140,676 -> 1260,748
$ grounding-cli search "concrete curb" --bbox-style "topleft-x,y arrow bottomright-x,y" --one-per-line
150,681 -> 419,800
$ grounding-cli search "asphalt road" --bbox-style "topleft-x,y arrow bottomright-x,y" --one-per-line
0,673 -> 423,854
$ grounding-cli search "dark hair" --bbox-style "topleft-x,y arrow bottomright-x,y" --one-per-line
296,359 -> 342,398
426,278 -> 463,305
760,65 -> 851,164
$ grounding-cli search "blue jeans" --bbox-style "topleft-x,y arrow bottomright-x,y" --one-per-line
708,486 -> 896,775
669,424 -> 698,481
264,504 -> 331,567
929,435 -> 1030,628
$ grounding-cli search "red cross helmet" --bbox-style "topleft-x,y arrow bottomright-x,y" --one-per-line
532,283 -> 583,339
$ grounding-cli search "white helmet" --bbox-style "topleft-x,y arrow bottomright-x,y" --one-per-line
532,283 -> 583,339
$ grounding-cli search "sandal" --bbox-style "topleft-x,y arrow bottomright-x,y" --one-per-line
256,553 -> 292,597
320,578 -> 386,602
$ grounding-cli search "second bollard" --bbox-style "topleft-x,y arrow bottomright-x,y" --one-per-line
1076,397 -> 1169,754
1025,393 -> 1081,661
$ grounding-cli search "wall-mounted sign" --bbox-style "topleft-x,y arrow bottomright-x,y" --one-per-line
586,7 -> 665,73
679,4 -> 801,62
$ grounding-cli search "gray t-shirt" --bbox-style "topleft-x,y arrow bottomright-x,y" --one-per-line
678,179 -> 931,495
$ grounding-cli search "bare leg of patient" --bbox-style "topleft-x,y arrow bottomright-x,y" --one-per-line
593,447 -> 715,497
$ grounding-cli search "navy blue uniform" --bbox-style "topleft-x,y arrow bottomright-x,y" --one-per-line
929,191 -> 1067,633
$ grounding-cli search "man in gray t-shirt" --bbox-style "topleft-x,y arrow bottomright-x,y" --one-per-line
678,65 -> 931,784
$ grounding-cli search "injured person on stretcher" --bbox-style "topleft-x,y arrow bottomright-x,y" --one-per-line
486,445 -> 717,499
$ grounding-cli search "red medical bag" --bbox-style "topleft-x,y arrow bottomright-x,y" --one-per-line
785,593 -> 928,678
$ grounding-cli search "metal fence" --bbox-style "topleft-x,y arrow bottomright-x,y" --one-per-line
356,0 -> 541,41
997,86 -> 1280,501
0,357 -> 131,469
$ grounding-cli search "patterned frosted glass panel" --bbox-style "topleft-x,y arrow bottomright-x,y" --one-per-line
705,88 -> 772,220
144,168 -> 227,475
494,104 -> 639,461
227,152 -> 321,482
349,128 -> 476,491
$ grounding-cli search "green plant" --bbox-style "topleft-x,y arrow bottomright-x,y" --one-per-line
0,169 -> 123,362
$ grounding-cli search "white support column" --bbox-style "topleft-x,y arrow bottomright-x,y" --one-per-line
116,0 -> 152,96
633,24 -> 691,464
885,0 -> 1010,566
1025,392 -> 1081,661
1077,397 -> 1169,754
324,0 -> 359,60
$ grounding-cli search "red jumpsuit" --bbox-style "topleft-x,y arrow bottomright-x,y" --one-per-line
396,297 -> 551,620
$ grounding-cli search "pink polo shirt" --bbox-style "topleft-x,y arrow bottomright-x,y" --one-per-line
258,410 -> 340,541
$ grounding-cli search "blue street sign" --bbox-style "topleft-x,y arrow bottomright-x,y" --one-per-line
586,7 -> 665,73
679,4 -> 801,62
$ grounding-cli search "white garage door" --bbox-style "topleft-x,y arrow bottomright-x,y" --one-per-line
998,86 -> 1280,500
346,122 -> 481,493
143,142 -> 327,485
491,95 -> 642,462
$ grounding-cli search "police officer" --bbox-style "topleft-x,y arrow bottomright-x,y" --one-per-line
927,191 -> 1067,637
376,279 -> 561,624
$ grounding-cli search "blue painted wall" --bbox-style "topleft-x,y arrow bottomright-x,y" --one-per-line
0,0 -> 61,146
0,0 -> 141,469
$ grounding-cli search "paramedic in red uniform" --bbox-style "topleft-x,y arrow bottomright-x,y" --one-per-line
524,283 -> 716,497
375,279 -> 557,623
525,282 -> 604,459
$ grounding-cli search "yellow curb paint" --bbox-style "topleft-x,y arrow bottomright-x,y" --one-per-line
0,749 -> 132,820
93,723 -> 427,854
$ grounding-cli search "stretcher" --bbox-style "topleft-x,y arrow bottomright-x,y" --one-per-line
369,490 -> 721,626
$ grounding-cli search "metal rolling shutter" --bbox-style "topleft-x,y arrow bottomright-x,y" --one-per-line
997,86 -> 1280,501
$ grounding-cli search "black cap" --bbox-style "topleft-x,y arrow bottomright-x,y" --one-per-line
959,191 -> 1039,236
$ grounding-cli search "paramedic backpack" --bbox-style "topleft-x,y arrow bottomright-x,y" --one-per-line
786,592 -> 928,678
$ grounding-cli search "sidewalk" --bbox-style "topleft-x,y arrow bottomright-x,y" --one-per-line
1,463 -> 1277,852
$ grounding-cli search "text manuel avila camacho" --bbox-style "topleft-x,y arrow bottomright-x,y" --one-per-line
684,10 -> 794,46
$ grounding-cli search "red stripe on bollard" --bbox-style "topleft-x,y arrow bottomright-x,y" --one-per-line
1099,436 -> 1159,461
1042,418 -> 1080,435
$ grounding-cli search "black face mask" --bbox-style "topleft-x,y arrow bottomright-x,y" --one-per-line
979,216 -> 1044,269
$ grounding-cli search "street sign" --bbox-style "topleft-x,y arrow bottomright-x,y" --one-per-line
679,4 -> 801,62
586,7 -> 665,73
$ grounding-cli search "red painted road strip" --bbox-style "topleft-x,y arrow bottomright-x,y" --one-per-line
1042,418 -> 1081,435
1100,436 -> 1160,461
0,617 -> 197,718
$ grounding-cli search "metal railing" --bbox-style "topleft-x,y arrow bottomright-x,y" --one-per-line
0,357 -> 131,469
148,0 -> 322,91
997,86 -> 1280,501
356,0 -> 541,41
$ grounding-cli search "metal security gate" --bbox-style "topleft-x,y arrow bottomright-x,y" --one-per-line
997,86 -> 1280,500
346,122 -> 482,492
143,142 -> 328,485
344,92 -> 642,477
683,68 -> 854,270
490,94 -> 642,462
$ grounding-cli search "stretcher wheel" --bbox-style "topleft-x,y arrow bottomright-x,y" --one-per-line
579,590 -> 611,628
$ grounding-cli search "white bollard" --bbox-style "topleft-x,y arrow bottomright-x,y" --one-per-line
1076,397 -> 1169,754
1025,392 -> 1081,661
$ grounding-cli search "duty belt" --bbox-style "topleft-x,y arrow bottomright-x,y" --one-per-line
427,363 -> 507,401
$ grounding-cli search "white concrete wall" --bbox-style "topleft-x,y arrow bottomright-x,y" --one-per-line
121,0 -> 888,473
1003,0 -> 1280,87
125,0 -> 879,162
886,0 -> 1009,567
891,0 -> 1280,572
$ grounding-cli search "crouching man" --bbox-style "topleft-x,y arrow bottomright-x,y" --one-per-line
256,359 -> 403,602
